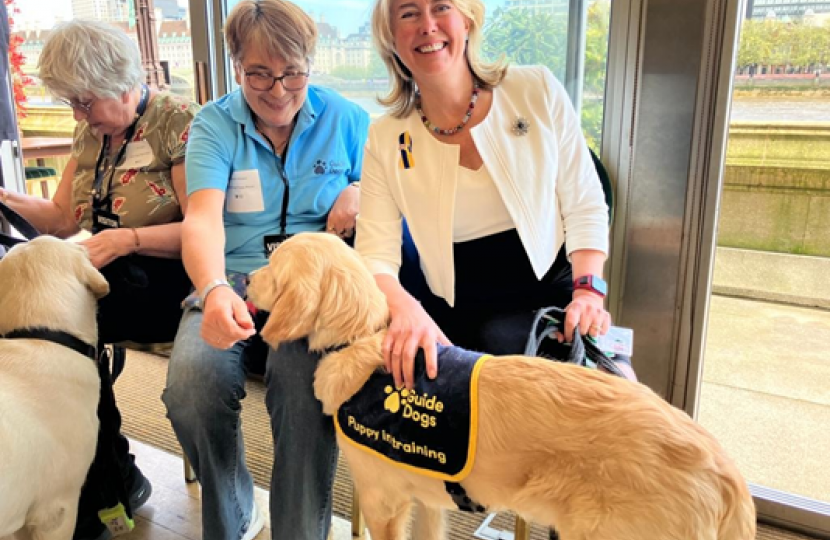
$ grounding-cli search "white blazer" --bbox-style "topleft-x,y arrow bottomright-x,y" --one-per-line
356,65 -> 609,306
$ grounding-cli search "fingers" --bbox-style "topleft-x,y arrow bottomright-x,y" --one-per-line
202,290 -> 255,349
423,339 -> 438,380
382,310 -> 444,389
564,294 -> 611,342
326,223 -> 355,238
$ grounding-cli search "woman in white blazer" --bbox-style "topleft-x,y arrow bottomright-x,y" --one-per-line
356,0 -> 636,390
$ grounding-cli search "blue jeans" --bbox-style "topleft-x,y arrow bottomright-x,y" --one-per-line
162,307 -> 337,540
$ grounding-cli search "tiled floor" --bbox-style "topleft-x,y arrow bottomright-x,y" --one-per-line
128,439 -> 360,540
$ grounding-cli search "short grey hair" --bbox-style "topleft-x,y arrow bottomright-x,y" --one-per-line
38,19 -> 144,100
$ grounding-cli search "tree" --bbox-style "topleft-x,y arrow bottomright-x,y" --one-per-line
482,6 -> 568,80
582,0 -> 611,150
480,1 -> 613,150
737,18 -> 830,73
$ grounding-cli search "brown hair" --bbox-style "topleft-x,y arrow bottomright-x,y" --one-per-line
224,0 -> 317,65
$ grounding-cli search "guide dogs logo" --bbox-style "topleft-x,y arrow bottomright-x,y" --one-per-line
383,386 -> 443,428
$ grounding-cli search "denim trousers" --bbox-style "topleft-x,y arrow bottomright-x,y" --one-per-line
162,307 -> 338,540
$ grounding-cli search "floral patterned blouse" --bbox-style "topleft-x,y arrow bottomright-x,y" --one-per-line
70,92 -> 200,231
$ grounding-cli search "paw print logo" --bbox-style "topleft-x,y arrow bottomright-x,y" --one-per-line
313,160 -> 327,174
384,385 -> 409,414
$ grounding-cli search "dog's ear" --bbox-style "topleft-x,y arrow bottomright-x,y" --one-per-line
315,251 -> 389,342
75,245 -> 110,299
259,257 -> 322,348
85,265 -> 110,299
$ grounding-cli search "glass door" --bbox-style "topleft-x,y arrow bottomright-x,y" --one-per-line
697,3 -> 830,536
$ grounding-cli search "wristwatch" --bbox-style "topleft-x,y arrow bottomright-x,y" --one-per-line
200,278 -> 231,306
573,274 -> 607,298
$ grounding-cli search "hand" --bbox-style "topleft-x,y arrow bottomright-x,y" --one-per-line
326,184 -> 359,239
383,293 -> 451,390
200,286 -> 256,349
560,290 -> 611,342
80,228 -> 134,269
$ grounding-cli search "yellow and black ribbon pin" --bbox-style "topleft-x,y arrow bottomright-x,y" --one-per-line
399,131 -> 414,170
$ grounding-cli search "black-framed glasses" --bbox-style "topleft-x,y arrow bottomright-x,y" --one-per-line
244,70 -> 309,92
58,96 -> 97,114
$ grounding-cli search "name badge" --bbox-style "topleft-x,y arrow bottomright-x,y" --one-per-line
264,234 -> 289,257
227,170 -> 265,213
119,140 -> 154,169
92,209 -> 121,233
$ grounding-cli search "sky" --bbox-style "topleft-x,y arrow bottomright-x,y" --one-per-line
15,0 -> 508,36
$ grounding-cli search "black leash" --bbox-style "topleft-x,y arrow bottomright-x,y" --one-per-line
525,306 -> 626,378
0,198 -> 41,243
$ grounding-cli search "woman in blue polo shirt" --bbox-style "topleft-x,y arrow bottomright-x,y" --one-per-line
161,1 -> 368,540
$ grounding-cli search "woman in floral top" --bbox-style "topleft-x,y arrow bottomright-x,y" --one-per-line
0,19 -> 199,540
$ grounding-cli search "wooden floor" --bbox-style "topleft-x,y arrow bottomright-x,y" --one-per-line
128,439 -> 359,540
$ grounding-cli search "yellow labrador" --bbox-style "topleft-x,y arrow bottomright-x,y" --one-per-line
0,237 -> 109,540
248,232 -> 755,540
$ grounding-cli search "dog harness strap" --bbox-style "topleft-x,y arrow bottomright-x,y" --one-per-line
2,327 -> 97,360
444,481 -> 486,513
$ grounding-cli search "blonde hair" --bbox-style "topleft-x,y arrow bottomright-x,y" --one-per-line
38,19 -> 143,100
225,0 -> 317,67
371,0 -> 508,118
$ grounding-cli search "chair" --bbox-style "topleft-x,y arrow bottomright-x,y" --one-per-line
24,166 -> 59,199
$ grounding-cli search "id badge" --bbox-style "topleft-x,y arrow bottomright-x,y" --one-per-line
92,208 -> 121,233
264,234 -> 289,257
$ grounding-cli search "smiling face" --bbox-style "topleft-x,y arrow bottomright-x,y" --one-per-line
235,46 -> 308,136
391,0 -> 471,84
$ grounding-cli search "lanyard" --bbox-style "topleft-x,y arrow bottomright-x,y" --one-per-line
92,84 -> 150,208
258,129 -> 291,236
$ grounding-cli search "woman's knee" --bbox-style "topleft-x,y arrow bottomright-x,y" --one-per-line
164,317 -> 247,427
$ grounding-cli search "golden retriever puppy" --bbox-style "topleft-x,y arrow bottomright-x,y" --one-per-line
248,232 -> 755,540
0,237 -> 109,540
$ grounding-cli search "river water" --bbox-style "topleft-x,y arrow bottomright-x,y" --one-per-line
348,96 -> 830,123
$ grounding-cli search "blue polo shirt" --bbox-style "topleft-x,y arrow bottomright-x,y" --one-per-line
186,86 -> 369,274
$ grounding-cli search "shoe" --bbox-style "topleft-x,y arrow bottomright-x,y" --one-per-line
127,467 -> 153,511
241,503 -> 265,540
549,529 -> 560,540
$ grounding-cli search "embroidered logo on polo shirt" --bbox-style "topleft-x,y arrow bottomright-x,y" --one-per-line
313,159 -> 348,175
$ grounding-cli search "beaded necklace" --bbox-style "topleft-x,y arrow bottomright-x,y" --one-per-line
416,83 -> 480,136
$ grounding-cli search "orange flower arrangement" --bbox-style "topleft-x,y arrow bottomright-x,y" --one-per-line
6,0 -> 33,119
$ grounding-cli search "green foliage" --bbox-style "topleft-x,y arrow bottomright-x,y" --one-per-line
582,1 -> 611,151
482,6 -> 568,80
738,19 -> 830,70
481,0 -> 611,149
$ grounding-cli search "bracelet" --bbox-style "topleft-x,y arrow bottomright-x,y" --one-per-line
200,278 -> 231,306
130,228 -> 141,253
349,181 -> 360,189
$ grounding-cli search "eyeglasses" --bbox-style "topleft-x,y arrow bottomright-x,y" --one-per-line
244,70 -> 309,92
58,97 -> 97,114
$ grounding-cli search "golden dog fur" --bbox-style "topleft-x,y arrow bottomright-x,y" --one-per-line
248,232 -> 756,540
0,237 -> 109,540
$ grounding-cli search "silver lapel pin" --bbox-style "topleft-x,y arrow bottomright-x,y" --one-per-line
512,116 -> 530,136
